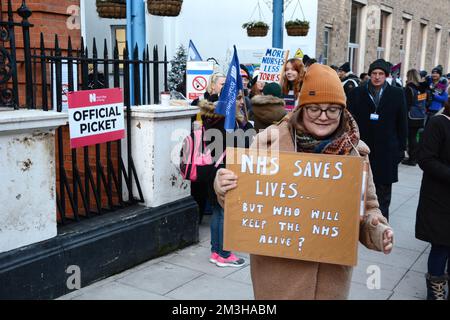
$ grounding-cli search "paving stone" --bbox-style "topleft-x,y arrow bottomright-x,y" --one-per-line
352,259 -> 408,291
393,270 -> 427,299
166,274 -> 254,300
348,282 -> 393,300
225,265 -> 253,285
389,292 -> 423,300
71,281 -> 173,300
358,245 -> 420,269
116,261 -> 203,295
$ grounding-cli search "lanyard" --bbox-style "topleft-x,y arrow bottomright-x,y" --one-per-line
368,86 -> 384,114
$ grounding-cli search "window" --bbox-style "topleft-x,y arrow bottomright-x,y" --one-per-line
448,32 -> 450,73
348,2 -> 362,72
418,23 -> 428,70
434,27 -> 442,66
377,11 -> 392,60
111,25 -> 126,60
401,17 -> 413,81
323,27 -> 331,65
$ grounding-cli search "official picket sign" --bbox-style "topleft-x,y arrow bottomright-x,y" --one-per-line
259,48 -> 288,83
224,148 -> 366,266
68,88 -> 125,148
186,61 -> 214,101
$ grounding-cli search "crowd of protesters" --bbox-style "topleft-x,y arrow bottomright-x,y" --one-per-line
181,51 -> 449,300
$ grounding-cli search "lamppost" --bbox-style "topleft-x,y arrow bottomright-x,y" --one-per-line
272,0 -> 284,49
126,0 -> 146,105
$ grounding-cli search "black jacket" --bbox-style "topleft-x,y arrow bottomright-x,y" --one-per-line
415,115 -> 450,246
341,74 -> 360,98
347,82 -> 408,185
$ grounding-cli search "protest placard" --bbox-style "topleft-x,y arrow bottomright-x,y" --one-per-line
258,48 -> 288,82
224,147 -> 366,266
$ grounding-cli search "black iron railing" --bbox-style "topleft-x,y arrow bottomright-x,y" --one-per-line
1,0 -> 169,225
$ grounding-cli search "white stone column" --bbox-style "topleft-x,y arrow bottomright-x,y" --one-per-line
130,105 -> 198,208
0,110 -> 67,254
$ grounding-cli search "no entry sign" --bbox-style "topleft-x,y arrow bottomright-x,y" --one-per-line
68,88 -> 125,149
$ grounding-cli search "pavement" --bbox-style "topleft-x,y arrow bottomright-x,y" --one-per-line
59,163 -> 429,300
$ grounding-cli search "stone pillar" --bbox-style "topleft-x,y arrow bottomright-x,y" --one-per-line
130,105 -> 198,208
0,110 -> 67,254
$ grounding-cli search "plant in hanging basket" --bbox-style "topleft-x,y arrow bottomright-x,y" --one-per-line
148,0 -> 183,17
285,19 -> 310,36
242,21 -> 269,37
96,0 -> 126,19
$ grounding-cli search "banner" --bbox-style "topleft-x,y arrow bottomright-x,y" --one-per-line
224,148 -> 366,267
215,46 -> 243,131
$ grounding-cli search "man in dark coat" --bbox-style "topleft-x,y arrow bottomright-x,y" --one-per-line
347,59 -> 408,220
338,62 -> 360,99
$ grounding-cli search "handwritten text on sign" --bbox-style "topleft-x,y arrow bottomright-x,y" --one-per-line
224,148 -> 365,266
68,88 -> 125,149
259,48 -> 287,82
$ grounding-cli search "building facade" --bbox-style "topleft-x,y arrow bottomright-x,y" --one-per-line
316,0 -> 450,79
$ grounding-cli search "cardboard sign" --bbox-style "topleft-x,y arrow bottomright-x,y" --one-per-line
186,61 -> 214,101
68,88 -> 125,149
259,48 -> 288,82
224,148 -> 366,266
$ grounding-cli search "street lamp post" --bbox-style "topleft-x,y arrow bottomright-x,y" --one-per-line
272,0 -> 284,49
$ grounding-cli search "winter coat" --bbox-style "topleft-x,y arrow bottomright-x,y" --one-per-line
341,73 -> 360,99
415,114 -> 450,246
197,100 -> 255,205
347,82 -> 408,185
429,89 -> 448,112
404,83 -> 426,128
248,119 -> 391,300
250,95 -> 287,132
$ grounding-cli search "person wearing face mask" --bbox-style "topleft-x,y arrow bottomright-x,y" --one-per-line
347,59 -> 408,221
213,64 -> 394,299
280,58 -> 306,112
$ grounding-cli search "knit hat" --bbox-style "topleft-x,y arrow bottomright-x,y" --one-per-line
446,73 -> 450,80
298,64 -> 346,108
432,65 -> 443,76
240,64 -> 250,79
368,59 -> 390,76
262,82 -> 282,98
420,70 -> 428,78
338,62 -> 351,73
303,55 -> 311,65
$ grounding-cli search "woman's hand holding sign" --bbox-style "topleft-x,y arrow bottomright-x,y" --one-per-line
214,169 -> 238,207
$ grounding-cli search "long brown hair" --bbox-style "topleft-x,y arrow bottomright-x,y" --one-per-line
280,58 -> 305,100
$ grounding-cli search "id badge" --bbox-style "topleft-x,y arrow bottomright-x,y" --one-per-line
370,113 -> 380,121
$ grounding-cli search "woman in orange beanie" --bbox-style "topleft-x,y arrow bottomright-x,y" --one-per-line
213,64 -> 394,300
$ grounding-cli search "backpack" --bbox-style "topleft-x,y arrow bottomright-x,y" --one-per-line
407,86 -> 427,120
179,121 -> 225,182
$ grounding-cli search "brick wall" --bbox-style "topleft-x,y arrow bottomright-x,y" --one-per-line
316,0 -> 450,75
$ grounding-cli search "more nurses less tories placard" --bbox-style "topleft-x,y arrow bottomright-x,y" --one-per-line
68,88 -> 125,149
224,148 -> 366,267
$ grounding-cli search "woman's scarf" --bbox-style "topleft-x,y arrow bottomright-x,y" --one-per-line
293,109 -> 360,155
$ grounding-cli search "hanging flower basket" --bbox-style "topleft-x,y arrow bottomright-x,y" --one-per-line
285,20 -> 310,36
148,0 -> 183,16
243,21 -> 269,37
96,0 -> 126,19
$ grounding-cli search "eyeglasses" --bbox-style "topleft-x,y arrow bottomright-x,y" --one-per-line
305,106 -> 343,120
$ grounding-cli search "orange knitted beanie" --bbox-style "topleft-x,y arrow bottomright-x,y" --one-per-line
298,64 -> 347,108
